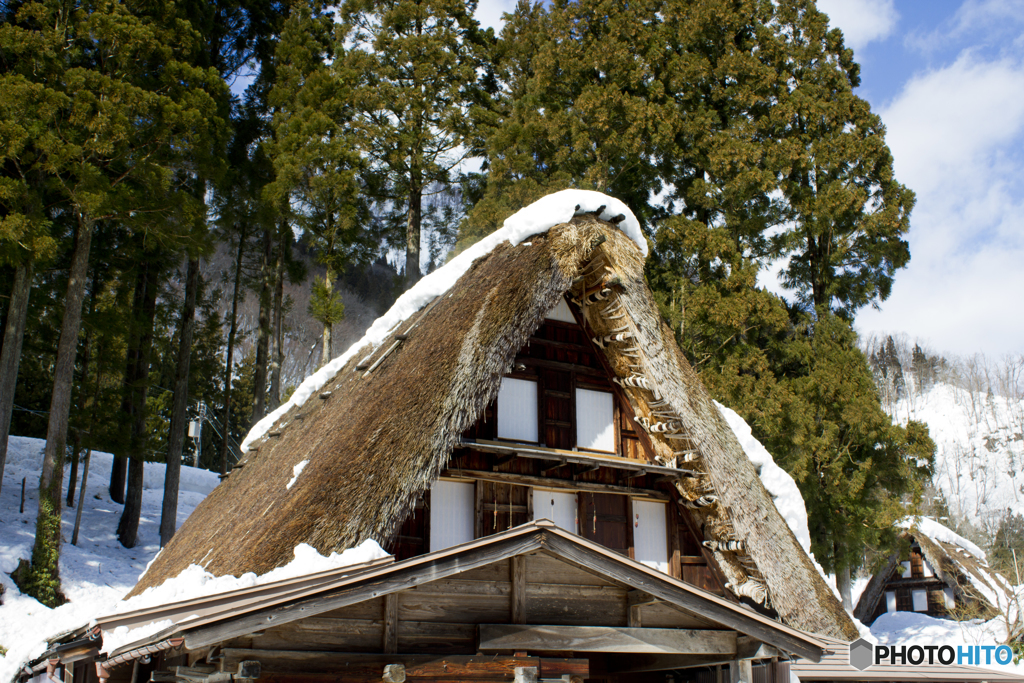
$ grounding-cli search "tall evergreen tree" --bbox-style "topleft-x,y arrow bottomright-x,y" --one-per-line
268,0 -> 368,366
340,0 -> 485,288
0,0 -> 223,601
762,0 -> 913,318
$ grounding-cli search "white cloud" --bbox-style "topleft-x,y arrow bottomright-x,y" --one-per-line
855,52 -> 1024,356
475,0 -> 517,32
951,0 -> 1024,36
816,0 -> 899,52
880,52 -> 1024,194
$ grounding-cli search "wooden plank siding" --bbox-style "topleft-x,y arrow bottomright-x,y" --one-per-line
210,552 -> 720,665
387,312 -> 726,597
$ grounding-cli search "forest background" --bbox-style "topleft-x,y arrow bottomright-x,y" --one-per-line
1,0 -> 1020,617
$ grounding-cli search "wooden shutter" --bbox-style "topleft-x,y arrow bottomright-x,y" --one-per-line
532,489 -> 577,533
576,388 -> 615,452
580,493 -> 629,555
429,480 -> 475,551
497,378 -> 538,442
632,499 -> 668,573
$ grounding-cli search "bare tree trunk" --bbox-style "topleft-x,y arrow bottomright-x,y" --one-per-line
321,272 -> 333,369
66,430 -> 81,508
110,261 -> 148,504
836,541 -> 853,611
405,174 -> 422,290
25,216 -> 93,606
0,261 -> 33,494
268,227 -> 286,411
253,229 -> 272,423
220,229 -> 247,475
160,257 -> 199,546
117,258 -> 159,548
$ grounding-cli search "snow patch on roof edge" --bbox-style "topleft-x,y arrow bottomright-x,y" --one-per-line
242,190 -> 645,451
899,516 -> 986,561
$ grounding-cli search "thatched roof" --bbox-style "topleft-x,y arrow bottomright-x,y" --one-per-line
131,213 -> 856,640
854,522 -> 1013,624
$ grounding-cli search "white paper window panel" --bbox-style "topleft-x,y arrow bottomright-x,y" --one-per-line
922,560 -> 934,577
944,587 -> 955,609
885,591 -> 897,613
546,298 -> 576,323
912,590 -> 929,612
497,378 -> 538,442
532,489 -> 577,533
576,388 -> 615,452
632,499 -> 669,574
901,561 -> 912,578
429,480 -> 475,552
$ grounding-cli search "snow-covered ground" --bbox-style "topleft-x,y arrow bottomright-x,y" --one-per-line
0,436 -> 218,683
888,381 -> 1024,534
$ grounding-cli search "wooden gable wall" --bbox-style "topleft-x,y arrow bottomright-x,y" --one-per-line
388,302 -> 728,599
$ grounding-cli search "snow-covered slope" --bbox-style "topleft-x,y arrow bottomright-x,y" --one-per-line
0,437 -> 219,683
888,381 -> 1024,533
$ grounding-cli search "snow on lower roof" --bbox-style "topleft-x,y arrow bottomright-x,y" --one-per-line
242,190 -> 645,451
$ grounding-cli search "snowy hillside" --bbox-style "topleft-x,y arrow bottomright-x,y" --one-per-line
0,437 -> 219,683
887,380 -> 1024,533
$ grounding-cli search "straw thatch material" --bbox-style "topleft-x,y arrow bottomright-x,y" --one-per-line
855,529 -> 1012,624
129,217 -> 856,640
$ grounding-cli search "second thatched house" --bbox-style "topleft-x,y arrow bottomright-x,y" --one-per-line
854,517 -> 1015,626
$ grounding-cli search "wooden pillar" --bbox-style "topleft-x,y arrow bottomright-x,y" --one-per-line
511,556 -> 526,624
384,594 -> 398,654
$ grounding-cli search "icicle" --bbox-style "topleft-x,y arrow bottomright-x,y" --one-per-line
584,288 -> 613,305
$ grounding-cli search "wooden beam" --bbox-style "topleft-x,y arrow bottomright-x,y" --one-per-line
604,654 -> 734,674
511,556 -> 526,625
627,604 -> 641,628
184,533 -> 544,650
460,439 -> 691,478
515,357 -> 605,378
219,651 -> 585,680
384,593 -> 398,654
538,533 -> 823,662
628,590 -> 657,628
479,625 -> 736,655
736,636 -> 779,661
442,468 -> 670,500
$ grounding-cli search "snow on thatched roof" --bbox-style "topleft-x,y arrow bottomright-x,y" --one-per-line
129,192 -> 856,640
855,517 -> 1015,623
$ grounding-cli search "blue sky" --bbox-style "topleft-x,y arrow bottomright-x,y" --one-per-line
816,0 -> 1024,357
475,0 -> 1024,357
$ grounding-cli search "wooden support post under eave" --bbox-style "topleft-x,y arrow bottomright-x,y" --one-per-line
627,590 -> 656,628
511,556 -> 526,624
384,594 -> 398,654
